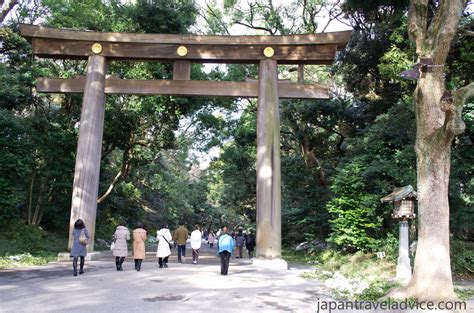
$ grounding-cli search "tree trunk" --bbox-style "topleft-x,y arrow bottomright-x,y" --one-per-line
27,169 -> 36,225
410,72 -> 455,300
388,0 -> 470,302
31,176 -> 47,226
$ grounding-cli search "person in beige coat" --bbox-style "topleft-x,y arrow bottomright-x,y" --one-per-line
112,222 -> 130,271
132,223 -> 147,271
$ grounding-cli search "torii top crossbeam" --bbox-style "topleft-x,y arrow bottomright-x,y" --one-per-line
20,24 -> 351,64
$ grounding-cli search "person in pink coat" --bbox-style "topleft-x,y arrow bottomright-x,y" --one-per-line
112,222 -> 130,271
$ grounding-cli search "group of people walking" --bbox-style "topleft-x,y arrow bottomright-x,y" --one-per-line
70,218 -> 255,277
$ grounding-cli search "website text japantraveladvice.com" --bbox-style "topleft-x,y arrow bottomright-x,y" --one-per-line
316,298 -> 467,312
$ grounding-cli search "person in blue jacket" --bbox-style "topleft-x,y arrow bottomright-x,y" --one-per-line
218,226 -> 234,275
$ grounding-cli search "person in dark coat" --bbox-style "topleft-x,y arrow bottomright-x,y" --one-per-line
235,228 -> 245,259
70,219 -> 89,276
245,230 -> 255,259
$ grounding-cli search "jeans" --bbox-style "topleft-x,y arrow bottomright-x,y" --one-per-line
219,251 -> 231,275
177,244 -> 186,262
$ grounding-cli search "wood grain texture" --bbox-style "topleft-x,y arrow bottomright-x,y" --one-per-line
256,59 -> 282,259
31,38 -> 337,64
67,55 -> 106,253
36,77 -> 329,99
173,61 -> 191,80
21,24 -> 351,49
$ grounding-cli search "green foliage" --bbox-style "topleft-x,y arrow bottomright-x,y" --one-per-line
0,109 -> 32,226
42,0 -> 120,31
126,0 -> 198,34
326,163 -> 381,251
0,223 -> 66,256
378,45 -> 414,82
451,240 -> 474,275
455,288 -> 474,301
290,247 -> 397,300
372,233 -> 399,262
355,279 -> 400,301
0,253 -> 57,269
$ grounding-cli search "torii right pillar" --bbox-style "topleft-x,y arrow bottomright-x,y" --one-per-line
254,59 -> 288,269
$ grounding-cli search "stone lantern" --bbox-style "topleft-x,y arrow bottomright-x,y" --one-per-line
381,185 -> 417,282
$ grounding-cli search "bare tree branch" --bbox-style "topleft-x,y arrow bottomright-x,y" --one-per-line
462,29 -> 474,36
0,0 -> 18,24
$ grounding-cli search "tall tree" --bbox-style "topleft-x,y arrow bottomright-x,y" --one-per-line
389,0 -> 473,301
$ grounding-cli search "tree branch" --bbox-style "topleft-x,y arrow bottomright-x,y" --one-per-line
442,82 -> 474,139
462,30 -> 474,36
233,21 -> 274,34
97,140 -> 148,203
427,0 -> 466,63
0,0 -> 18,24
408,0 -> 429,55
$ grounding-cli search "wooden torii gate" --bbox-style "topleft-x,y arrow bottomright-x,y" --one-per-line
20,24 -> 350,266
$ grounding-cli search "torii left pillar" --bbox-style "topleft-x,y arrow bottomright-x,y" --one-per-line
66,55 -> 107,255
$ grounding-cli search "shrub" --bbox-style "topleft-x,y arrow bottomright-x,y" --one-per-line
326,163 -> 381,252
0,222 -> 66,256
451,239 -> 474,275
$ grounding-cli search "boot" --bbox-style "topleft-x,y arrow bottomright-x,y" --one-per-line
79,257 -> 85,275
119,257 -> 125,271
134,259 -> 138,270
73,258 -> 78,276
137,259 -> 142,271
115,257 -> 120,271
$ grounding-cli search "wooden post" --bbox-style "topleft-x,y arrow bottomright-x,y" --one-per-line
256,59 -> 282,260
173,60 -> 191,80
297,64 -> 304,83
68,55 -> 107,252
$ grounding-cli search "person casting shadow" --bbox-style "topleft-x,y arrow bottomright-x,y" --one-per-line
70,219 -> 89,277
132,223 -> 147,271
157,224 -> 172,268
113,221 -> 130,271
218,226 -> 234,275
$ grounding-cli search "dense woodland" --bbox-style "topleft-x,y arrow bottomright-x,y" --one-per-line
0,0 -> 473,282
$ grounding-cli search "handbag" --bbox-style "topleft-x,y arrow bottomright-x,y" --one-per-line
79,229 -> 89,245
163,236 -> 173,249
110,241 -> 116,251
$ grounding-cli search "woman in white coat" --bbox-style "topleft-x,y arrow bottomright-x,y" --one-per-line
156,224 -> 172,268
190,225 -> 202,264
113,222 -> 130,271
